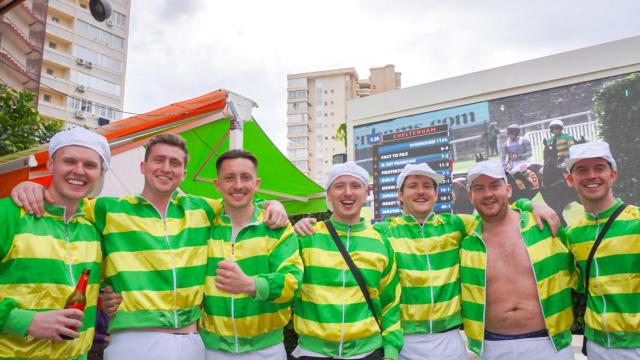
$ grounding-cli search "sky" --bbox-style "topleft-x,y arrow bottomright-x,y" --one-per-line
123,0 -> 640,153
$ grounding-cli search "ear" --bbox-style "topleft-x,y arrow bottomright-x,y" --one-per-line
466,188 -> 473,202
505,182 -> 512,199
566,173 -> 575,188
139,161 -> 145,173
47,157 -> 54,175
214,178 -> 221,193
610,170 -> 618,183
255,177 -> 261,188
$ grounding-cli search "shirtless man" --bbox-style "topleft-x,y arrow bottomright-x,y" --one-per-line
459,160 -> 575,359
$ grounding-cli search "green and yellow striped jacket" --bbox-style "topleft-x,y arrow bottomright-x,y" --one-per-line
460,210 -> 574,355
0,198 -> 102,359
86,193 -> 220,331
294,217 -> 403,360
374,213 -> 469,334
566,198 -> 640,349
199,203 -> 303,353
550,133 -> 575,159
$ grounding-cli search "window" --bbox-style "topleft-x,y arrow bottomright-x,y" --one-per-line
43,94 -> 51,102
288,149 -> 308,158
68,97 -> 119,121
48,41 -> 57,49
71,70 -> 121,96
112,11 -> 126,26
73,44 -> 123,71
46,68 -> 54,75
288,125 -> 307,135
289,137 -> 308,146
51,16 -> 60,23
76,20 -> 124,48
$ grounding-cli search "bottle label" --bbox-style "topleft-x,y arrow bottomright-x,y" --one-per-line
66,303 -> 86,312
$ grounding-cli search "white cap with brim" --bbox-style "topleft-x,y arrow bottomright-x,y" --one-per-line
566,141 -> 617,172
467,160 -> 508,185
396,163 -> 444,189
324,161 -> 369,212
49,127 -> 111,171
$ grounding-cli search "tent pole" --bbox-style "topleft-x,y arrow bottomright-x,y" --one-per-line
228,101 -> 243,150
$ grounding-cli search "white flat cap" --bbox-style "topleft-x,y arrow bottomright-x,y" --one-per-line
324,161 -> 369,190
467,160 -> 507,185
566,141 -> 617,172
396,163 -> 444,189
49,127 -> 111,171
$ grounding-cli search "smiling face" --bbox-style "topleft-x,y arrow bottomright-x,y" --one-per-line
468,175 -> 512,221
140,143 -> 187,198
48,145 -> 103,207
567,157 -> 618,212
397,175 -> 437,221
327,175 -> 367,224
214,157 -> 260,211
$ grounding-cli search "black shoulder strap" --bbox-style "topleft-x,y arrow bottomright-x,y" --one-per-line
324,220 -> 382,331
584,204 -> 627,292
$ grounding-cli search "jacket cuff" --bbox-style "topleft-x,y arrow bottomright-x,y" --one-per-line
253,276 -> 269,301
383,345 -> 399,360
4,308 -> 36,337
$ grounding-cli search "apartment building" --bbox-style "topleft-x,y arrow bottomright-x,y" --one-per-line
38,0 -> 130,128
0,0 -> 47,96
287,64 -> 401,185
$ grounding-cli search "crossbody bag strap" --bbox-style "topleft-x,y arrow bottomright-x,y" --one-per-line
324,220 -> 382,332
584,204 -> 627,293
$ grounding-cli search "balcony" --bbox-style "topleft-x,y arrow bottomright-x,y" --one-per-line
43,47 -> 71,67
48,0 -> 77,16
46,21 -> 74,42
38,101 -> 69,121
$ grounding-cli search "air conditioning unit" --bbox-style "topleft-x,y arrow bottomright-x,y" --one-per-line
76,85 -> 86,92
74,110 -> 86,119
106,19 -> 114,26
76,58 -> 85,65
85,61 -> 93,69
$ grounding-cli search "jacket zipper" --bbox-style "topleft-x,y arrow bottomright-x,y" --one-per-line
229,219 -> 259,353
338,224 -> 351,358
143,196 -> 179,328
64,209 -> 83,287
419,222 -> 434,333
472,230 -> 488,355
592,216 -> 610,347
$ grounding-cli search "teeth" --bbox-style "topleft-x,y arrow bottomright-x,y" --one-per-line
585,184 -> 600,188
158,176 -> 170,181
67,179 -> 85,186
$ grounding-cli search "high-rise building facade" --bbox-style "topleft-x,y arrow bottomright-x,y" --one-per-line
0,0 -> 48,97
37,0 -> 130,128
287,64 -> 401,185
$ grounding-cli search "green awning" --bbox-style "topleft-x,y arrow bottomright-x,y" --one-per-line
178,118 -> 326,215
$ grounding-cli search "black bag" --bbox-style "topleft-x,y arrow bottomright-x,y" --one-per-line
580,203 -> 627,356
324,220 -> 382,331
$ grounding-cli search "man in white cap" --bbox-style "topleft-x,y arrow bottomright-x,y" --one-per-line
564,141 -> 640,359
294,162 -> 559,360
292,161 -> 402,360
459,159 -> 575,360
548,120 -> 575,167
0,127 -> 109,359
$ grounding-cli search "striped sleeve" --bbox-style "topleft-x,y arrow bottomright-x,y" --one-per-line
0,198 -> 20,261
379,234 -> 403,360
255,224 -> 303,303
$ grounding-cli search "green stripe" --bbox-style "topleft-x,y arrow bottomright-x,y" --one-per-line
402,312 -> 461,334
105,228 -> 209,252
199,327 -> 283,353
585,327 -> 640,348
587,293 -> 640,313
459,266 -> 484,287
0,259 -> 101,285
110,306 -> 201,332
294,299 -> 379,323
297,333 -> 382,358
302,266 -> 382,287
106,265 -> 206,291
395,249 -> 458,271
400,282 -> 459,305
203,296 -> 290,317
299,233 -> 385,254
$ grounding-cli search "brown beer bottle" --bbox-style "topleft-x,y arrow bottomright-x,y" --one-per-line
61,268 -> 90,340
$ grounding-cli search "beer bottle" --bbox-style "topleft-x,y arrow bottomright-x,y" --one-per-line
61,268 -> 90,340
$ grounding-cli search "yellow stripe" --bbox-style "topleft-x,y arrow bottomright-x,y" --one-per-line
400,296 -> 460,322
200,307 -> 291,337
272,252 -> 303,304
388,232 -> 460,256
0,328 -> 94,359
201,196 -> 223,217
527,237 -> 568,265
104,245 -> 207,277
382,280 -> 401,315
103,208 -> 211,236
4,234 -> 101,264
382,321 -> 401,336
537,270 -> 572,300
545,306 -> 573,337
316,226 -> 383,243
585,309 -> 640,332
521,213 -> 539,232
301,248 -> 387,272
0,284 -> 100,309
294,315 -> 379,342
204,276 -> 250,298
460,249 -> 485,269
571,234 -> 640,261
462,318 -> 483,342
119,285 -> 203,311
459,214 -> 477,236
461,283 -> 484,305
81,198 -> 97,222
399,265 -> 459,288
590,273 -> 640,296
299,284 -> 378,305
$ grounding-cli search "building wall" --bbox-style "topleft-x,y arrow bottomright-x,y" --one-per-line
287,65 -> 401,185
37,0 -> 130,128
